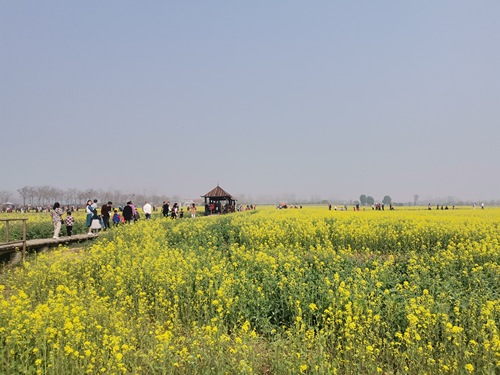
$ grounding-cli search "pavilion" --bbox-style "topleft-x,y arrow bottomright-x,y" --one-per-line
201,185 -> 236,215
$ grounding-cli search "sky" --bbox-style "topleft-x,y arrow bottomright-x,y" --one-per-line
1,1 -> 499,203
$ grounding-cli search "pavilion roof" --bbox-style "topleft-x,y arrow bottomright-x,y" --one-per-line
202,185 -> 234,199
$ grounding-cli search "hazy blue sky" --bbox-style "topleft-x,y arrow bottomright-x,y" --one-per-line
2,1 -> 499,202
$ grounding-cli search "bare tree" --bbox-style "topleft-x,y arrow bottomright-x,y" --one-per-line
18,186 -> 31,206
86,188 -> 98,201
107,190 -> 125,206
64,188 -> 79,205
413,194 -> 419,206
76,190 -> 88,206
25,186 -> 36,206
34,186 -> 43,205
17,184 -> 199,210
38,185 -> 51,205
48,187 -> 63,203
0,190 -> 12,204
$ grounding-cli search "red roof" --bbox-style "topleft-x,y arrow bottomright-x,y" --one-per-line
202,185 -> 233,198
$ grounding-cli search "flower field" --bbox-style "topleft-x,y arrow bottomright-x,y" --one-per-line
0,212 -> 89,242
1,207 -> 499,374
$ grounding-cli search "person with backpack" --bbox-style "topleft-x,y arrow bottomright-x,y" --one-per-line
123,201 -> 133,224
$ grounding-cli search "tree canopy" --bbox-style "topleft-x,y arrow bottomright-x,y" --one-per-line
359,194 -> 367,206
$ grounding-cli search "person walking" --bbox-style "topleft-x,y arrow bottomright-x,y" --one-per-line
171,203 -> 178,219
123,201 -> 133,224
101,201 -> 113,230
162,201 -> 170,217
134,209 -> 141,222
65,210 -> 75,236
86,200 -> 95,235
90,208 -> 102,235
130,201 -> 137,218
190,203 -> 197,218
112,209 -> 121,226
50,202 -> 64,238
143,201 -> 152,219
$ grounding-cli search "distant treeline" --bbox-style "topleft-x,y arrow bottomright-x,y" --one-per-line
0,186 -> 498,208
1,186 -> 177,208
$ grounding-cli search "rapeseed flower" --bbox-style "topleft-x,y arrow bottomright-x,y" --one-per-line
0,207 -> 499,373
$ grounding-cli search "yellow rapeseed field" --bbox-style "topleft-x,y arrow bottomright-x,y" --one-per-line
1,207 -> 499,374
0,211 -> 90,241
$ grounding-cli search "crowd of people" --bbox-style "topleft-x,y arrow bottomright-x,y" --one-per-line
47,200 -> 200,239
45,200 -> 259,239
326,203 -> 395,211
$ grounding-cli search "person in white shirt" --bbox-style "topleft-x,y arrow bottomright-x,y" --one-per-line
143,202 -> 152,219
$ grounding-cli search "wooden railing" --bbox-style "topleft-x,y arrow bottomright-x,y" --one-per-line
0,218 -> 28,261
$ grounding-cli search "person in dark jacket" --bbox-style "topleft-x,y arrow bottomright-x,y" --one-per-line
162,201 -> 170,217
101,201 -> 113,230
122,201 -> 133,224
171,203 -> 178,219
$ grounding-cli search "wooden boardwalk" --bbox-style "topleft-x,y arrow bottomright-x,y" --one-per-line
0,234 -> 99,263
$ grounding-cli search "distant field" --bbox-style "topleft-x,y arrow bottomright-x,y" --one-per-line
0,204 -> 491,241
1,206 -> 499,373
